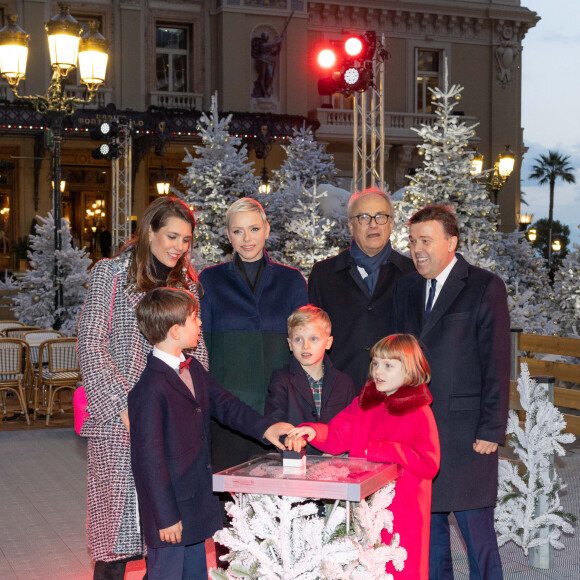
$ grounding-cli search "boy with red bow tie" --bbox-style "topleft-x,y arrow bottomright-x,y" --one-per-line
129,287 -> 292,580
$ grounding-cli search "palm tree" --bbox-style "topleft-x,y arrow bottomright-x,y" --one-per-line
529,150 -> 576,264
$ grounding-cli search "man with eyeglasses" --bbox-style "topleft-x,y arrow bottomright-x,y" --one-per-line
308,187 -> 414,393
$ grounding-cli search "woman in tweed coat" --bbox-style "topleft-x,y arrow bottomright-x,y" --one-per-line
77,197 -> 208,580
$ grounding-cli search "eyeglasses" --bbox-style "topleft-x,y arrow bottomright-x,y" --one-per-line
350,213 -> 391,225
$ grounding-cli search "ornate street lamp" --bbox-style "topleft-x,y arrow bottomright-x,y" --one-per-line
470,151 -> 483,176
527,228 -> 537,242
519,212 -> 533,232
0,5 -> 108,328
471,145 -> 515,204
156,167 -> 171,195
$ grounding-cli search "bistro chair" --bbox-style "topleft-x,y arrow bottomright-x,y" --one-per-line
37,338 -> 81,425
2,326 -> 41,339
0,321 -> 24,332
0,338 -> 31,425
22,330 -> 65,415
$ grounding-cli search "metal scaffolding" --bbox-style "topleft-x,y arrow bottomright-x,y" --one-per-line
111,122 -> 132,251
352,34 -> 386,192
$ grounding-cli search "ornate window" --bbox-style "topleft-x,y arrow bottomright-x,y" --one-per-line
156,24 -> 191,93
415,49 -> 441,114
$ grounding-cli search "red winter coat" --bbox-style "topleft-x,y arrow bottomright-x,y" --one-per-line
304,382 -> 440,579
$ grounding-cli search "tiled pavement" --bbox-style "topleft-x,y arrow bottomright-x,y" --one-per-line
0,429 -> 579,579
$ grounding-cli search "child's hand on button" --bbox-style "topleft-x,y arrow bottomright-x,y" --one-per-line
286,426 -> 315,451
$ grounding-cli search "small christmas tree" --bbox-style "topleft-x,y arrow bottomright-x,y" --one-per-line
495,364 -> 575,555
179,93 -> 259,266
283,182 -> 339,277
270,123 -> 338,194
210,483 -> 406,580
11,212 -> 91,336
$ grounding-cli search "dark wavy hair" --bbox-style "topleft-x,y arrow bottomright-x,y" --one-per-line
121,197 -> 197,292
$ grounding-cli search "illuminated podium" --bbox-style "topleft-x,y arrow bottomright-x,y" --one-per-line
213,453 -> 401,502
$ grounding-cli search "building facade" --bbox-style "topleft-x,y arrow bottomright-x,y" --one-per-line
0,0 -> 538,268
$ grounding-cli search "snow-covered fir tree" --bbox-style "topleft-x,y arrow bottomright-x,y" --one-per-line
9,212 -> 91,336
552,243 -> 580,337
210,483 -> 406,580
495,364 -> 575,555
270,123 -> 338,194
493,232 -> 558,335
389,66 -> 557,335
179,93 -> 259,266
283,183 -> 339,277
391,64 -> 500,262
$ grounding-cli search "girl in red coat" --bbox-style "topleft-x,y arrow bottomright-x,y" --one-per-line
287,334 -> 440,579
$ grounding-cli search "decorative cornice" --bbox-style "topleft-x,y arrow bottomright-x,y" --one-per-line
308,3 -> 538,45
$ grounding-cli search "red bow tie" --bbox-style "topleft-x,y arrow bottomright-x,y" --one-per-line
179,358 -> 192,373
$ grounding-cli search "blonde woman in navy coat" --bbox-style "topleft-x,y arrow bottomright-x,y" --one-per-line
199,198 -> 308,473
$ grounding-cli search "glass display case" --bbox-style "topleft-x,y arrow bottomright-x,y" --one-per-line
213,453 -> 401,502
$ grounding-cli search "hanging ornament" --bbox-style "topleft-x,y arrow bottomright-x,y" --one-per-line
32,295 -> 40,303
83,282 -> 90,289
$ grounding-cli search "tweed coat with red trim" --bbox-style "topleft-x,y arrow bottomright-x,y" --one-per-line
77,253 -> 208,562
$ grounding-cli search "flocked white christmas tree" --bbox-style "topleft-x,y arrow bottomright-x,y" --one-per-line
179,93 -> 259,266
9,212 -> 91,336
210,483 -> 406,580
492,232 -> 558,335
391,62 -> 500,263
389,64 -> 557,335
551,243 -> 580,337
270,123 -> 338,194
495,363 -> 575,555
283,182 -> 339,277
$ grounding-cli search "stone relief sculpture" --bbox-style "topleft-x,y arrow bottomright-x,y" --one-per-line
495,24 -> 522,89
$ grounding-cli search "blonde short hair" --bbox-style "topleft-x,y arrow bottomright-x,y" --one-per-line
370,334 -> 431,387
225,197 -> 268,228
287,305 -> 331,336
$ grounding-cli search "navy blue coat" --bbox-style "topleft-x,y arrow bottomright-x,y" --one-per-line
308,247 -> 415,392
128,354 -> 274,549
391,254 -> 510,512
199,251 -> 308,412
264,354 -> 356,455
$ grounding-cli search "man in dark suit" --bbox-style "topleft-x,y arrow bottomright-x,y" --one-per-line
308,188 -> 415,392
392,205 -> 510,579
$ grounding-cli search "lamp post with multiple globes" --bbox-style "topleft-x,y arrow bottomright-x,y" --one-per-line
0,4 -> 108,328
470,145 -> 516,204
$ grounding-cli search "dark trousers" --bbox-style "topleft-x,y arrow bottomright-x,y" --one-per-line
429,507 -> 503,580
147,541 -> 207,580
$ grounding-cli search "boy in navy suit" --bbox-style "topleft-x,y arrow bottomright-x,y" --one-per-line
265,305 -> 356,454
129,287 -> 292,580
